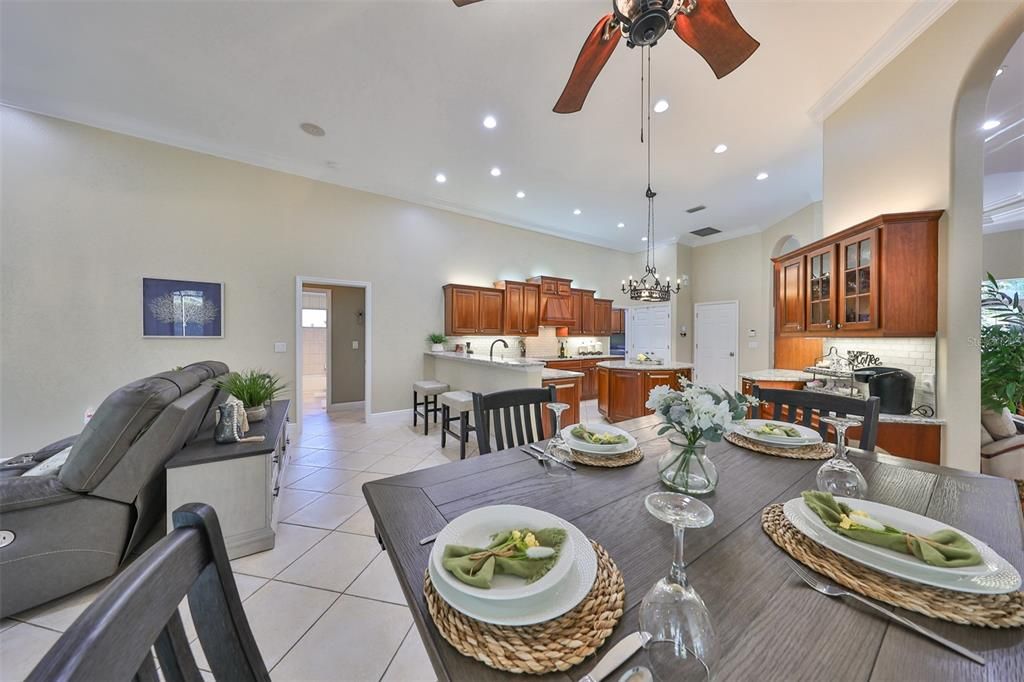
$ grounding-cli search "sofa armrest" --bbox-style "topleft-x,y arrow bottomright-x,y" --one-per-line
1013,415 -> 1024,434
0,475 -> 78,514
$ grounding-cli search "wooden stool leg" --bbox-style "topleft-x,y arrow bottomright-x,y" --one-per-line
424,396 -> 429,435
441,404 -> 449,448
459,411 -> 468,460
413,390 -> 418,426
433,395 -> 439,424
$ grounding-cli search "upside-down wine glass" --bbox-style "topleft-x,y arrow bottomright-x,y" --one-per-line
542,402 -> 573,477
639,492 -> 717,681
816,414 -> 868,499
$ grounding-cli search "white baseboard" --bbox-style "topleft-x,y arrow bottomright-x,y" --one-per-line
366,408 -> 414,424
327,400 -> 365,413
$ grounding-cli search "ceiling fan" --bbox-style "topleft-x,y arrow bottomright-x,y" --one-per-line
452,0 -> 759,113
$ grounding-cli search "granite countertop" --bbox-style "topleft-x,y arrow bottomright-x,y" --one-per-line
536,355 -> 621,362
597,360 -> 695,371
877,413 -> 945,425
740,369 -> 815,382
425,351 -> 544,371
542,368 -> 585,380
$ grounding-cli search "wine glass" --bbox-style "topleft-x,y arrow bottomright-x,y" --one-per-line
817,415 -> 868,499
542,402 -> 573,477
639,492 -> 717,681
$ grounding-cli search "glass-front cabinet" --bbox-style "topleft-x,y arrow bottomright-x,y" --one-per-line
837,228 -> 879,330
805,244 -> 836,332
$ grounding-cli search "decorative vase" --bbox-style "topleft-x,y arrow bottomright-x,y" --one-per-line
431,343 -> 444,352
658,438 -> 717,494
245,405 -> 267,423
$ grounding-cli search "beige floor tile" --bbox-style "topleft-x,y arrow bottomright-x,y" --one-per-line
326,451 -> 386,471
0,623 -> 62,680
365,454 -> 423,475
330,471 -> 388,497
418,452 -> 455,467
230,523 -> 329,578
11,578 -> 109,632
337,507 -> 376,536
284,493 -> 365,530
382,627 -> 436,682
328,433 -> 379,451
277,532 -> 381,593
281,464 -> 320,486
345,552 -> 406,605
391,438 -> 439,458
271,595 -> 411,681
291,448 -> 354,468
286,467 -> 361,493
277,487 -> 323,518
357,439 -> 406,456
180,573 -> 267,643
0,619 -> 16,633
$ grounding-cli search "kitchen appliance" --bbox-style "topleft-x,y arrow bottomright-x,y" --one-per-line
854,367 -> 916,415
610,332 -> 626,356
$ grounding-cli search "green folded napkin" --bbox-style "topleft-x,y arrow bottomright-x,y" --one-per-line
801,491 -> 982,568
442,527 -> 567,589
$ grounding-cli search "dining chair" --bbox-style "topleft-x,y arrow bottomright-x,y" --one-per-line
28,503 -> 269,682
472,386 -> 557,455
752,387 -> 882,451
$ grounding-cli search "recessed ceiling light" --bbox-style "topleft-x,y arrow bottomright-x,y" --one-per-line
435,173 -> 447,184
483,115 -> 497,129
996,65 -> 1006,77
756,172 -> 768,181
653,99 -> 669,113
490,167 -> 502,177
714,144 -> 728,154
641,236 -> 648,241
300,122 -> 325,137
982,119 -> 1001,131
516,191 -> 525,199
617,222 -> 625,228
573,209 -> 582,215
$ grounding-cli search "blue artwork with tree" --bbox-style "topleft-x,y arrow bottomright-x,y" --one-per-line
143,278 -> 223,337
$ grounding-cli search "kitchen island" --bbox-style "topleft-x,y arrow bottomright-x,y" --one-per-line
596,360 -> 694,423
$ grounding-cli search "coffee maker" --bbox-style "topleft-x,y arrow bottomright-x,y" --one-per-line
853,367 -> 916,414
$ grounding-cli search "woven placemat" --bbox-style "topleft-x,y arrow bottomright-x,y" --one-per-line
726,431 -> 834,460
424,541 -> 625,674
762,504 -> 1024,628
570,446 -> 644,468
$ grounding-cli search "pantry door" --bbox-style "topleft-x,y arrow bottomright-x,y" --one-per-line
694,301 -> 739,391
627,304 -> 672,361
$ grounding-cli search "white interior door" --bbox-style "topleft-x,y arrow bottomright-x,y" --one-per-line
694,301 -> 739,390
628,304 -> 671,360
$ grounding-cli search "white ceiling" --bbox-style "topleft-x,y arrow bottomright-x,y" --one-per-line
2,0 -> 947,251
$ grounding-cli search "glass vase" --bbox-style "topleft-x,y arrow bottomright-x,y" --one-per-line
658,438 -> 717,495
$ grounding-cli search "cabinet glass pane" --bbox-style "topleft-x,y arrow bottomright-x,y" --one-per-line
858,268 -> 871,293
845,298 -> 857,323
860,239 -> 871,267
858,295 -> 871,322
846,271 -> 857,295
811,280 -> 820,300
821,277 -> 830,298
846,243 -> 857,268
822,253 -> 831,274
811,257 -> 820,278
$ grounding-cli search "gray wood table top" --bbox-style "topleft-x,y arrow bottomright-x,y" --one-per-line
363,415 -> 1024,681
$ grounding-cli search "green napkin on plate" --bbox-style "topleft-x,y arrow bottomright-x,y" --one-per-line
442,527 -> 567,589
801,491 -> 982,568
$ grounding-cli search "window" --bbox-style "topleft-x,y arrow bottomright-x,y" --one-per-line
982,277 -> 1024,328
302,309 -> 327,328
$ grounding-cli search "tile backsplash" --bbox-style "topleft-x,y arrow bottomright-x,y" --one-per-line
826,337 -> 937,411
443,327 -> 611,359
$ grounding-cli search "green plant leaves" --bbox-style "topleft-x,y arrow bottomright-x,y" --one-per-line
217,370 -> 287,408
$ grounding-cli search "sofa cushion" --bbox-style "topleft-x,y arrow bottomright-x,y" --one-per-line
981,434 -> 1024,458
981,424 -> 995,446
982,408 -> 1017,440
23,446 -> 72,477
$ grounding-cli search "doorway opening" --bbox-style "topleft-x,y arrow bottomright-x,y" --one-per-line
295,277 -> 371,430
694,301 -> 739,390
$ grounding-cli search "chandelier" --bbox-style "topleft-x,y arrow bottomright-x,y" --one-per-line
622,47 -> 680,303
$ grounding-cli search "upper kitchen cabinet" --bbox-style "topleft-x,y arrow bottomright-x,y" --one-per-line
595,299 -> 613,336
495,280 -> 540,336
611,308 -> 626,334
773,211 -> 941,338
443,284 -> 504,336
529,276 -> 576,327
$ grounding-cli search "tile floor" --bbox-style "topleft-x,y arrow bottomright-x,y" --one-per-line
0,400 -> 606,681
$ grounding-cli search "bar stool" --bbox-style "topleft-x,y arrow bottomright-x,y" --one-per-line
413,380 -> 448,435
440,390 -> 475,459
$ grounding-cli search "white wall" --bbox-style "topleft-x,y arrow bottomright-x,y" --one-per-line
0,108 -> 639,456
983,229 -> 1024,279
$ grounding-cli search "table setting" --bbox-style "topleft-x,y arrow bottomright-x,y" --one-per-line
366,381 -> 1024,680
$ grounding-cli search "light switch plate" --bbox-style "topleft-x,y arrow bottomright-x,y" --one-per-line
274,342 -> 287,353
748,341 -> 759,349
351,340 -> 359,350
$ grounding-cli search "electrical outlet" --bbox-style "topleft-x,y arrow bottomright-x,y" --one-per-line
274,342 -> 287,353
352,340 -> 359,350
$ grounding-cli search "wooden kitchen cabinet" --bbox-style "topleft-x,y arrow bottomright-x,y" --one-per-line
597,367 -> 609,414
495,280 -> 540,336
541,376 -> 581,438
594,299 -> 613,336
443,284 -> 504,336
837,229 -> 879,332
805,244 -> 837,333
580,359 -> 601,400
608,369 -> 644,423
643,370 -> 679,409
611,308 -> 626,334
777,254 -> 805,334
529,276 -> 576,327
569,289 -> 596,336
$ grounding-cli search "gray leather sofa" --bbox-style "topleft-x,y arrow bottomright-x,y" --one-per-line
0,361 -> 228,617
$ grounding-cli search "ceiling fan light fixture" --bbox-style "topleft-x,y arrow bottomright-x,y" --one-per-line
614,0 -> 677,47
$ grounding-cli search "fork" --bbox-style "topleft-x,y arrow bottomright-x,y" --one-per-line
784,557 -> 985,665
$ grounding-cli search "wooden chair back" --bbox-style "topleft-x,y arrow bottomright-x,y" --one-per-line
752,387 -> 882,451
472,386 -> 557,455
28,503 -> 269,682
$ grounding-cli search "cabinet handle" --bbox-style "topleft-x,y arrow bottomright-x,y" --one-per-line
273,454 -> 281,464
837,323 -> 843,329
273,485 -> 281,498
550,383 -> 576,389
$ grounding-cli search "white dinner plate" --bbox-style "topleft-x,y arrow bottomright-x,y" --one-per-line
738,419 -> 823,448
561,423 -> 637,456
430,505 -> 575,601
783,498 -> 1021,594
429,516 -> 598,626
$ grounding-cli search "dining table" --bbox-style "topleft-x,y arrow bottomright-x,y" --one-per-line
362,414 -> 1024,681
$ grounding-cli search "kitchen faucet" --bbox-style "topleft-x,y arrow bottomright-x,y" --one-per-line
490,339 -> 509,361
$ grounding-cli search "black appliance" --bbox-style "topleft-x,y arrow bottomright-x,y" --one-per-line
609,333 -> 626,357
853,366 -> 916,415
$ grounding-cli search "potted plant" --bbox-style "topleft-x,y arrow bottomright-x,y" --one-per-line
646,384 -> 755,494
981,274 -> 1024,415
217,370 -> 287,422
428,333 -> 447,353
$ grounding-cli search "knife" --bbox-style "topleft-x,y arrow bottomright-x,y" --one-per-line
529,443 -> 577,470
577,631 -> 651,682
418,533 -> 438,545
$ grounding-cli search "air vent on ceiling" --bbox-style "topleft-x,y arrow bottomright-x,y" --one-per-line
690,227 -> 721,237
685,204 -> 707,214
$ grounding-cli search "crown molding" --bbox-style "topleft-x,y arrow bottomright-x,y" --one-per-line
808,0 -> 956,123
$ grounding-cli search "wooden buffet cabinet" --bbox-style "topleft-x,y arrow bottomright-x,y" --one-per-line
773,211 -> 941,338
597,363 -> 694,423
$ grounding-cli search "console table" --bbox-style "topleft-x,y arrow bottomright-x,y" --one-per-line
166,399 -> 291,559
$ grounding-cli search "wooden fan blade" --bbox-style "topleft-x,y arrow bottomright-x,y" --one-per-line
673,0 -> 759,79
553,14 -> 621,114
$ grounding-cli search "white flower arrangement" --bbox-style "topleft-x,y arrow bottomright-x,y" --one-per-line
647,382 -> 756,447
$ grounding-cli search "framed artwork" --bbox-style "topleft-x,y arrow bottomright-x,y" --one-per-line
142,277 -> 224,338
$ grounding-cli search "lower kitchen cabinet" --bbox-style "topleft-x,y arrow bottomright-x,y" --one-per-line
541,376 -> 581,438
597,367 -> 609,414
